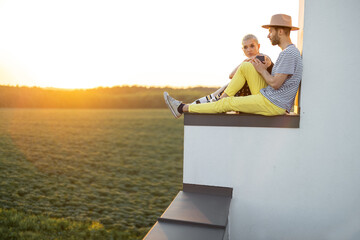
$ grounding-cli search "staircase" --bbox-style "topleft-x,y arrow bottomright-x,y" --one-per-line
144,183 -> 232,240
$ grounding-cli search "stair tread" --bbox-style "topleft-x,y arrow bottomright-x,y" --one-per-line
159,191 -> 231,228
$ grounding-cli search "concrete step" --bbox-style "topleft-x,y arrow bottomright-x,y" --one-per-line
144,184 -> 232,240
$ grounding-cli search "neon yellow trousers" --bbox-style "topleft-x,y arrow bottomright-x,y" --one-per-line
189,62 -> 286,116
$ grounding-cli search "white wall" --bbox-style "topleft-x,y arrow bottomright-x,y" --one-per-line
183,0 -> 360,239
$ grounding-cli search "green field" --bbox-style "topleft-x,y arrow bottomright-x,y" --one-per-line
0,109 -> 184,239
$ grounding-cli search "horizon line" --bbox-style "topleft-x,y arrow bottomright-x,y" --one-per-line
0,84 -> 221,91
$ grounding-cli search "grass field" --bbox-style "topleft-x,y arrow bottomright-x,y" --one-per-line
0,109 -> 184,239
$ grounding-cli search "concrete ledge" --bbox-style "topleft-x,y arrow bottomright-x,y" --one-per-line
184,112 -> 300,128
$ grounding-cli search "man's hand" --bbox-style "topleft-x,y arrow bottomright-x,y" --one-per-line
251,57 -> 289,90
263,56 -> 272,68
251,58 -> 267,73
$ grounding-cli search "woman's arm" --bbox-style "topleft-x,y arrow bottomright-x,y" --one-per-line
229,64 -> 240,79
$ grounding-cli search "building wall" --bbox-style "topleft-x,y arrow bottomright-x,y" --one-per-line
183,0 -> 360,239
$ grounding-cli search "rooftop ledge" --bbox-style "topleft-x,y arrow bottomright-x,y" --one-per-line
184,112 -> 300,128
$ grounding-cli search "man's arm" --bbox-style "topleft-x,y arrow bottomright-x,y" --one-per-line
252,58 -> 288,90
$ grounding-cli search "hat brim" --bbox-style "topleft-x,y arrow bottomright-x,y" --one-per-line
262,24 -> 300,31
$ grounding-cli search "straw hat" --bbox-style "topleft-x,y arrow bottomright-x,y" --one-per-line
262,14 -> 299,31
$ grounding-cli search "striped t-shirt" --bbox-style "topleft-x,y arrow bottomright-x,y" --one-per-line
260,44 -> 303,112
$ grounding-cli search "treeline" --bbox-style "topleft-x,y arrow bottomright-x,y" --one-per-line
0,85 -> 218,109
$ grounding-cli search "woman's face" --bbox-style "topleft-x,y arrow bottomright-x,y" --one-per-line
242,39 -> 260,58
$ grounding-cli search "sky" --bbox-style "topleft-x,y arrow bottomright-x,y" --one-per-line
0,0 -> 299,89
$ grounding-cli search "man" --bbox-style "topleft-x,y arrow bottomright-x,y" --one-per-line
164,14 -> 303,118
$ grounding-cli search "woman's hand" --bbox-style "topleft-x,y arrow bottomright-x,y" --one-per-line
243,55 -> 256,62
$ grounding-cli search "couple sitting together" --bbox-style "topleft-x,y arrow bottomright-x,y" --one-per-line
164,14 -> 303,118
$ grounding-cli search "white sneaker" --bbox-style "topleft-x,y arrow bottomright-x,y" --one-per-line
163,92 -> 182,118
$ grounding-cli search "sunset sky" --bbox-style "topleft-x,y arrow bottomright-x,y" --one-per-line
0,0 -> 299,89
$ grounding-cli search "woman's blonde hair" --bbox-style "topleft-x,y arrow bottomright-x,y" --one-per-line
242,34 -> 259,45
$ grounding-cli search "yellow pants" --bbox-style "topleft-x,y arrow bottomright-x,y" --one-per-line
189,62 -> 286,116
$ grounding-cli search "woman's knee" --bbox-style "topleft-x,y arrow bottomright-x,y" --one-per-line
239,62 -> 255,73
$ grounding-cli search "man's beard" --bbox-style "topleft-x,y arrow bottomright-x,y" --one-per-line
271,33 -> 280,46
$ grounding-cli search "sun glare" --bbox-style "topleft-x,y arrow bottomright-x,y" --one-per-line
0,0 -> 299,89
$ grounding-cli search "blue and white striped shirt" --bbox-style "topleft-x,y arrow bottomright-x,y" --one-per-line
260,44 -> 303,112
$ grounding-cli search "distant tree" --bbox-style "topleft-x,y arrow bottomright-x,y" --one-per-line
0,85 -> 218,109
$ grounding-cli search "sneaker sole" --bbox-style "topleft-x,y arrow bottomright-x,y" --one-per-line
163,92 -> 181,119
